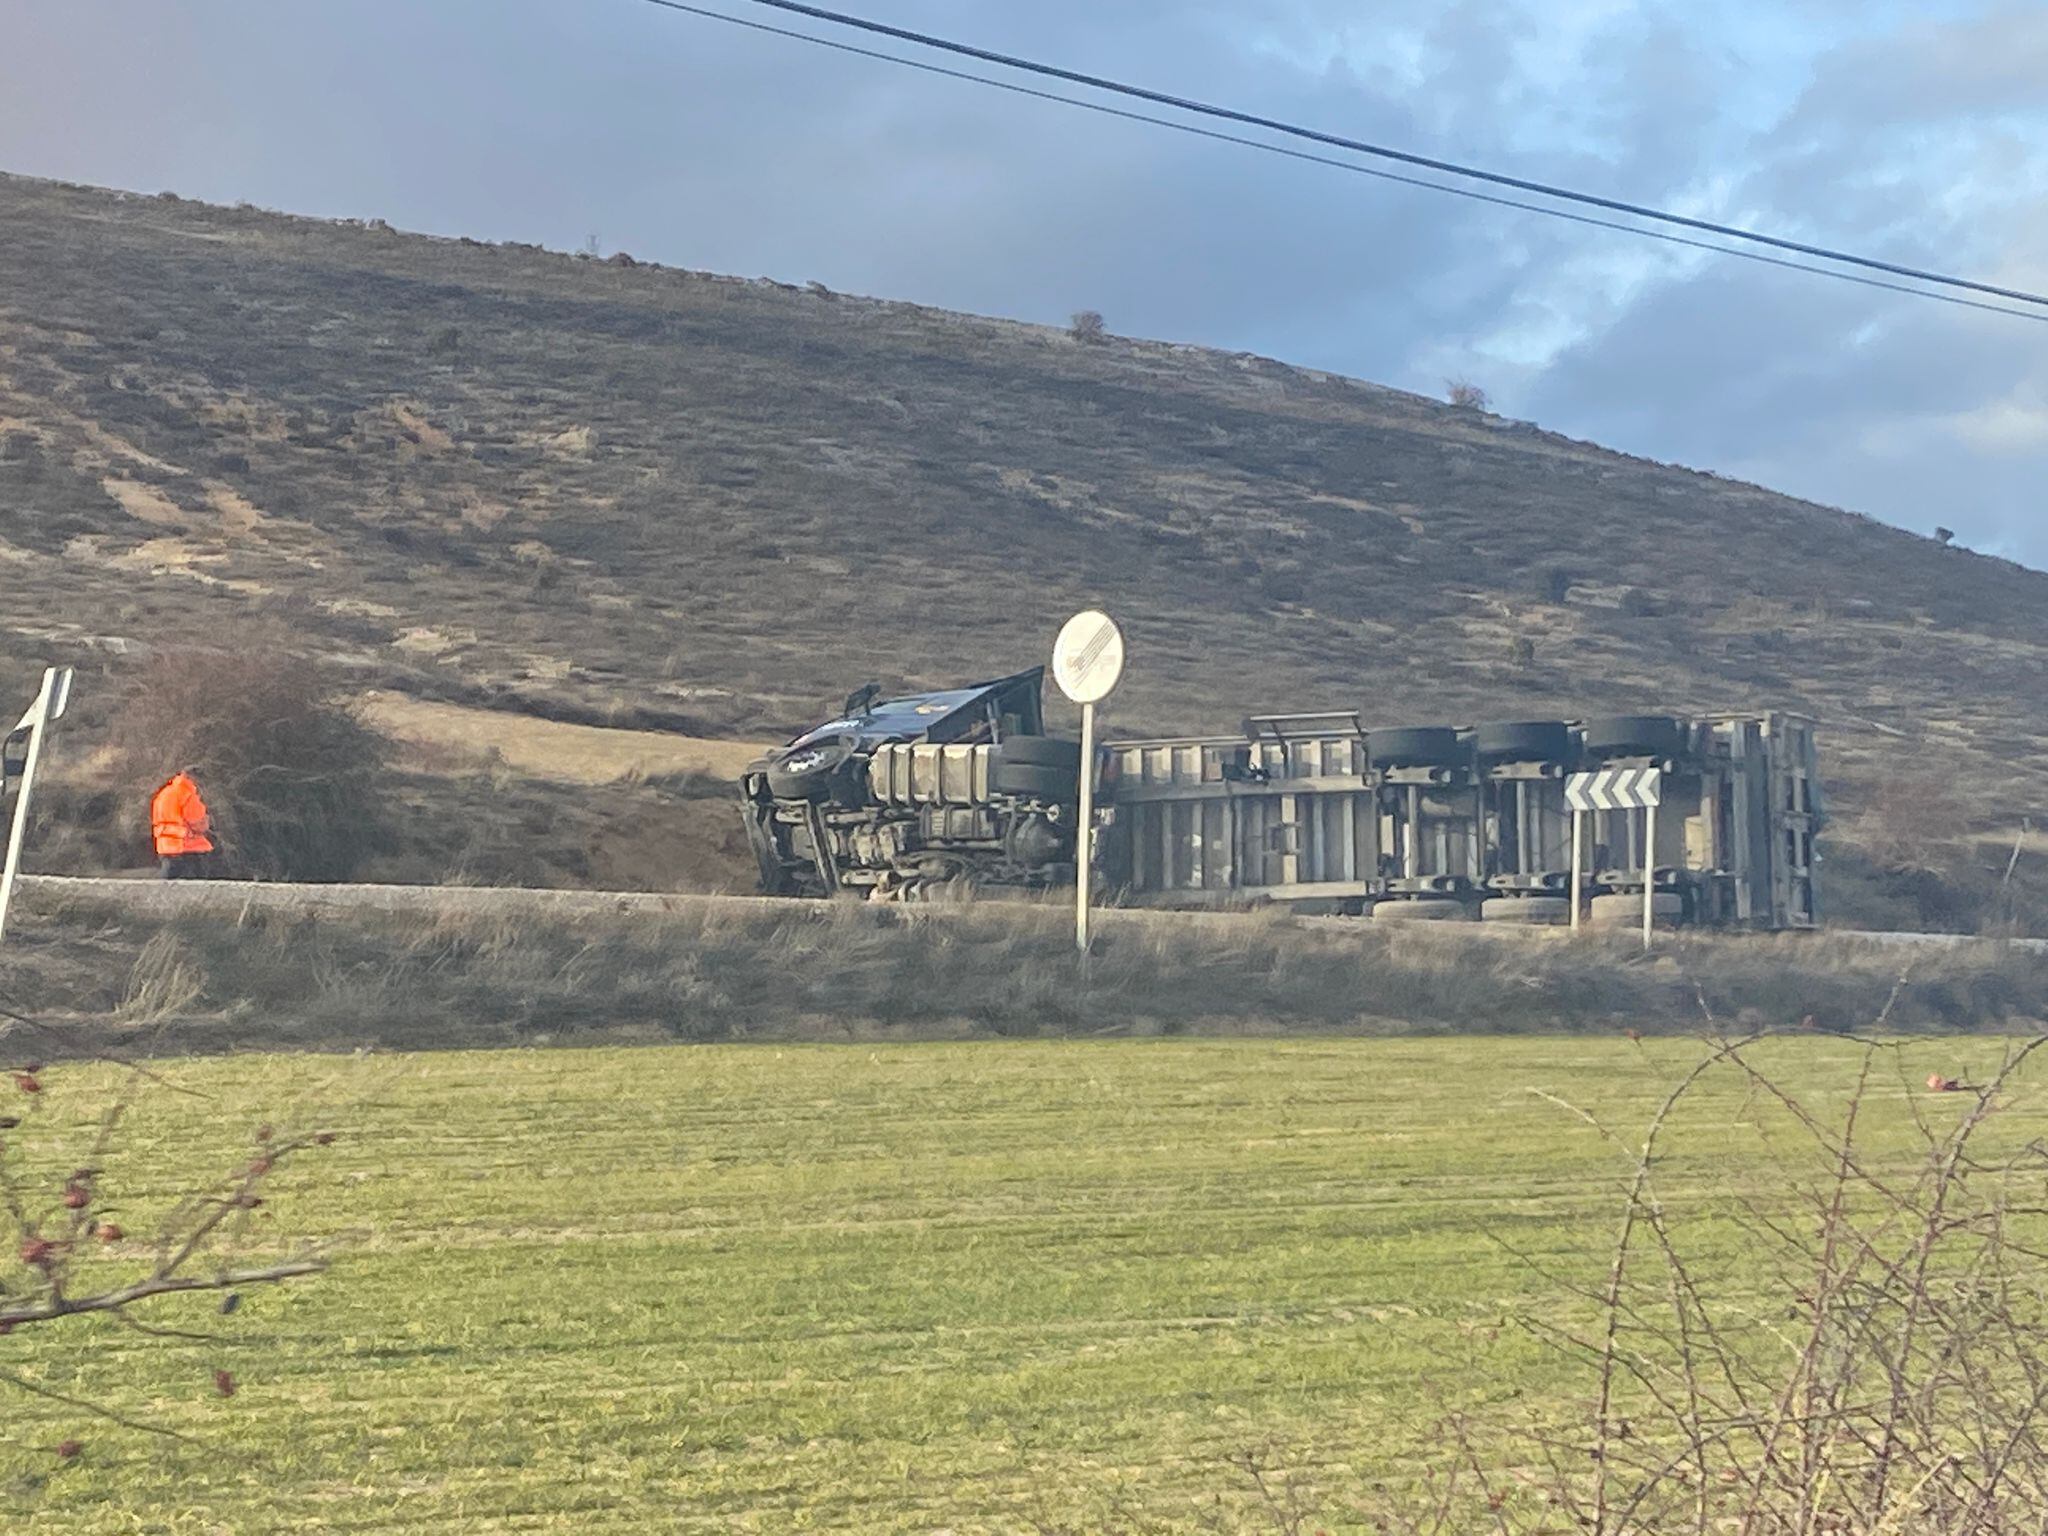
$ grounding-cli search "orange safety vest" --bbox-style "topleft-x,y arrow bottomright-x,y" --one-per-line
150,773 -> 215,858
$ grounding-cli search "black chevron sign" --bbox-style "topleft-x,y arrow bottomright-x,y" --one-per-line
1565,767 -> 1663,812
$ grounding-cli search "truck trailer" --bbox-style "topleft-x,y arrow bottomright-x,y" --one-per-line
1105,711 -> 1819,930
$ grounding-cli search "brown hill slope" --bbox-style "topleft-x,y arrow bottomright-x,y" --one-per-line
2,173 -> 2043,920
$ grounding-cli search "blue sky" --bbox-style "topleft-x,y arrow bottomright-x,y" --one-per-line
4,0 -> 2043,562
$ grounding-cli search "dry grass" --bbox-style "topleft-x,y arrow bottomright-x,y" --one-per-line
355,693 -> 766,784
3,894 -> 2045,1055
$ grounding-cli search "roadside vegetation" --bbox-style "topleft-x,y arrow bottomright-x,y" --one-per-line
5,893 -> 2046,1053
100,645 -> 392,881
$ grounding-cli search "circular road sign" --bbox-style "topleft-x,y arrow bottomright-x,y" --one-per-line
1052,610 -> 1126,705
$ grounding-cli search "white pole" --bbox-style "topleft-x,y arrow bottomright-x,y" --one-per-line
1569,806 -> 1583,935
0,670 -> 57,948
1642,800 -> 1657,952
1075,700 -> 1096,953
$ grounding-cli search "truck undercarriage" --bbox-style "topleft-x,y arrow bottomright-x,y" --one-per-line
740,668 -> 1095,900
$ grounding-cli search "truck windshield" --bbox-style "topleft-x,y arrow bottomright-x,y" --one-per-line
785,686 -> 993,750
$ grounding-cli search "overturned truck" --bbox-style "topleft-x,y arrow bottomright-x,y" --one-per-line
743,671 -> 1820,930
742,669 -> 1090,900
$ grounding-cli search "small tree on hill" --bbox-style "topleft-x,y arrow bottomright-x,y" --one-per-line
1070,310 -> 1107,344
1616,585 -> 1658,618
1445,379 -> 1489,411
107,647 -> 392,881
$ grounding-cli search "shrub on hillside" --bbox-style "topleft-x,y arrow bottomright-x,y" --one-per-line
1831,770 -> 1987,932
1257,566 -> 1307,605
1069,310 -> 1107,343
1855,769 -> 1974,882
1445,379 -> 1489,410
107,647 -> 393,881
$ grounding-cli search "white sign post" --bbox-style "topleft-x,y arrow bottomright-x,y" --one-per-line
1564,767 -> 1663,950
1051,611 -> 1125,954
1569,806 -> 1584,937
0,666 -> 75,948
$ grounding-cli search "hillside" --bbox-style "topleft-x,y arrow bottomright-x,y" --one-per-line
2,172 -> 2044,922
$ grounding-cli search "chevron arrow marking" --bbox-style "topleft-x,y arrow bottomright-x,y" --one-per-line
1566,767 -> 1662,812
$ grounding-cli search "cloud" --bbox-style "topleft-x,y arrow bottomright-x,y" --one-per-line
1945,397 -> 2048,454
1520,2 -> 2046,556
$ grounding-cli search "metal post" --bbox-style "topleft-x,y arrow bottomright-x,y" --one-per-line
1642,799 -> 1657,951
1075,700 -> 1096,953
1403,784 -> 1420,879
1570,807 -> 1583,935
0,670 -> 60,948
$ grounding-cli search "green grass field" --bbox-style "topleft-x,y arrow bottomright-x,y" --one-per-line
4,1036 -> 2040,1533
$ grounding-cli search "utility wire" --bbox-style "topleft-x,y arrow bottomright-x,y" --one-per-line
721,0 -> 2048,314
635,0 -> 2048,325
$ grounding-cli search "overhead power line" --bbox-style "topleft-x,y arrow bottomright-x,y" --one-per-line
635,0 -> 2048,326
730,0 -> 2048,312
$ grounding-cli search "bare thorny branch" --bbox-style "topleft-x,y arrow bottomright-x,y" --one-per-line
1337,968 -> 2048,1536
0,990 -> 340,1454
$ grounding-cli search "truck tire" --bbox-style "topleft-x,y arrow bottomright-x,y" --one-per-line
1472,720 -> 1571,763
1480,895 -> 1570,924
1370,897 -> 1471,922
766,737 -> 855,801
992,761 -> 1079,800
1580,715 -> 1681,760
1588,892 -> 1684,926
1369,726 -> 1463,770
997,736 -> 1083,771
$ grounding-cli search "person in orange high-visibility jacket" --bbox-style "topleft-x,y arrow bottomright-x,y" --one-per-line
150,769 -> 218,879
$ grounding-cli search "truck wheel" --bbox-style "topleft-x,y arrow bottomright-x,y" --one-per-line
1588,892 -> 1684,926
1580,716 -> 1681,760
992,761 -> 1079,800
1480,895 -> 1570,924
1368,726 -> 1464,770
766,737 -> 855,801
1472,720 -> 1572,763
997,736 -> 1083,770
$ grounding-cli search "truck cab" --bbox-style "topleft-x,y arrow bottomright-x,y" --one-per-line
741,668 -> 1091,900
